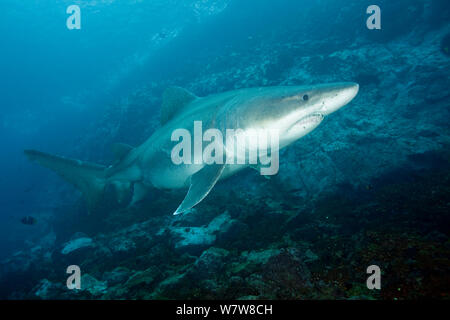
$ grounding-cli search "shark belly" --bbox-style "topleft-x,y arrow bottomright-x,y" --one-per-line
138,134 -> 204,190
144,159 -> 203,189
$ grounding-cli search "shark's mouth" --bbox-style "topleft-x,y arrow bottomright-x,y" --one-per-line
284,112 -> 325,141
288,112 -> 324,133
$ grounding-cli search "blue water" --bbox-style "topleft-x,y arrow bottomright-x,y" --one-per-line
0,0 -> 449,299
0,0 -> 203,258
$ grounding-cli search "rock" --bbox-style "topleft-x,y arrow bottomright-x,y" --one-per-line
246,249 -> 313,298
99,220 -> 155,255
153,272 -> 189,297
108,237 -> 136,253
245,249 -> 282,265
231,249 -> 281,274
170,211 -> 238,254
125,266 -> 159,288
150,248 -> 229,298
188,247 -> 229,280
171,227 -> 216,253
34,279 -> 65,300
425,230 -> 448,243
237,295 -> 259,300
61,237 -> 94,255
34,279 -> 54,299
103,267 -> 131,286
216,220 -> 249,244
304,249 -> 319,263
81,274 -> 107,296
0,251 -> 32,274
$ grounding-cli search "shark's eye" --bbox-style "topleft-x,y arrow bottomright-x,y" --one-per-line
302,94 -> 309,101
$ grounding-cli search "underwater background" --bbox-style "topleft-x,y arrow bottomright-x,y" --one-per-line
0,0 -> 449,299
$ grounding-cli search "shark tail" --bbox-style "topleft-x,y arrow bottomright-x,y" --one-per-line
24,149 -> 107,213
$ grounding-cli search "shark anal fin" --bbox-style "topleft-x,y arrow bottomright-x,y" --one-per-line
174,163 -> 225,215
161,86 -> 197,125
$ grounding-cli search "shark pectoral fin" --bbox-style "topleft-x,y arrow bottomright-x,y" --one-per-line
174,163 -> 226,215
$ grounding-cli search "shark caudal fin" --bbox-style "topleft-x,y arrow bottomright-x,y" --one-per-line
24,149 -> 107,213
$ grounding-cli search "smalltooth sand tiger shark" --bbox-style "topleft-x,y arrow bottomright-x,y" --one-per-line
25,82 -> 359,215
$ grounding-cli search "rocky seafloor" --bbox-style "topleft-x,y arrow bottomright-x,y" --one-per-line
1,1 -> 449,299
1,159 -> 449,299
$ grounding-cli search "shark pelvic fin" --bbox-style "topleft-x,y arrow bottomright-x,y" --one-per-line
174,163 -> 225,215
129,182 -> 149,207
161,86 -> 197,125
24,149 -> 107,213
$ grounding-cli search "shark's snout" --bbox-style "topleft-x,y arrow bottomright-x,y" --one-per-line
342,82 -> 359,104
320,82 -> 359,116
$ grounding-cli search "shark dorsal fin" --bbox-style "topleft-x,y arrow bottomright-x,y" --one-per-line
111,143 -> 134,162
161,86 -> 197,125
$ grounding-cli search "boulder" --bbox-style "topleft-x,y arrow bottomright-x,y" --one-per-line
125,266 -> 160,288
80,274 -> 107,296
170,211 -> 239,254
188,247 -> 229,281
61,237 -> 94,255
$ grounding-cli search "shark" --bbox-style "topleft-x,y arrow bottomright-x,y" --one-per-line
25,82 -> 359,215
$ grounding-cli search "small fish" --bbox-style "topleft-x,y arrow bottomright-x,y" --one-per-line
20,216 -> 37,225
